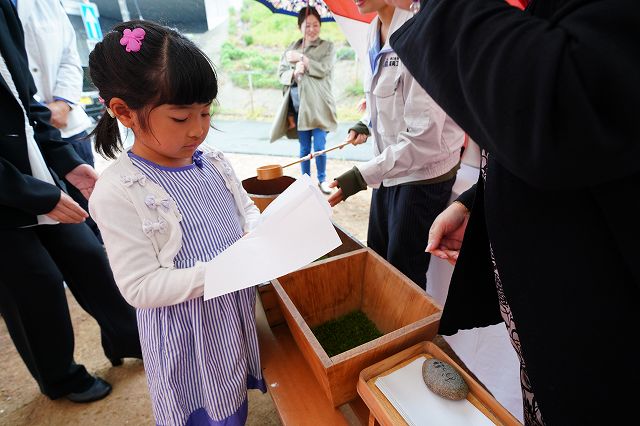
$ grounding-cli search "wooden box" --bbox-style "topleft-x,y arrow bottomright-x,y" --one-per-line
259,222 -> 364,328
323,222 -> 364,259
271,248 -> 442,407
358,341 -> 521,425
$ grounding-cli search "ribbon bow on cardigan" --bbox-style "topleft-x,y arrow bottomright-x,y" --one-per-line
121,173 -> 147,187
193,150 -> 204,168
142,218 -> 168,237
144,194 -> 171,212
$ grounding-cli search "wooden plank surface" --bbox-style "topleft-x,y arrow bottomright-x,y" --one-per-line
258,283 -> 286,327
257,296 -> 350,425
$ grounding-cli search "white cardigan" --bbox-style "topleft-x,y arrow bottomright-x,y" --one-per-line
89,147 -> 260,309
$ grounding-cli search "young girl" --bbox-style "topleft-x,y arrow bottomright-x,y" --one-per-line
88,21 -> 265,425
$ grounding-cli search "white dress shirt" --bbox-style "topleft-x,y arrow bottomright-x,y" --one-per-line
0,51 -> 58,225
17,0 -> 93,138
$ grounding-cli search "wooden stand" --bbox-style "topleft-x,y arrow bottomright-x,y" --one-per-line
325,222 -> 365,259
272,248 -> 442,407
357,341 -> 522,426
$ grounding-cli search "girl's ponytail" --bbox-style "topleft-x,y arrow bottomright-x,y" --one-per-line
91,112 -> 122,160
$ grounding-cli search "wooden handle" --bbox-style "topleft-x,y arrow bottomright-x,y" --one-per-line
282,141 -> 351,169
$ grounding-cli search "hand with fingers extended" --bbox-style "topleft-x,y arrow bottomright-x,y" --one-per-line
46,191 -> 89,223
327,181 -> 343,207
425,201 -> 470,265
65,164 -> 99,200
346,129 -> 368,146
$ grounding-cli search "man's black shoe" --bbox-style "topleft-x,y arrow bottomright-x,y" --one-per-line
66,377 -> 112,403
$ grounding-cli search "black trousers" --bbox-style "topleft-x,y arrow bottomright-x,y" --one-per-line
367,178 -> 456,290
0,223 -> 140,399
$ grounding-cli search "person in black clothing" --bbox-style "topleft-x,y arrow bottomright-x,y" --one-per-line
388,0 -> 640,424
0,0 -> 140,402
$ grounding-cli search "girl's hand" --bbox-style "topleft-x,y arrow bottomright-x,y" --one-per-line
426,201 -> 470,265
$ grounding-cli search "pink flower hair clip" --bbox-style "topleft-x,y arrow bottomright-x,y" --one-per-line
120,28 -> 146,53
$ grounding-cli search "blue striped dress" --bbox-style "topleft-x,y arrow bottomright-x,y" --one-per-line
128,150 -> 265,426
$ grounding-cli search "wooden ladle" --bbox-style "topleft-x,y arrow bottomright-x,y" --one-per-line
256,140 -> 352,180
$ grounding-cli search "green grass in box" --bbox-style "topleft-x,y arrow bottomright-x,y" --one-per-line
311,310 -> 383,357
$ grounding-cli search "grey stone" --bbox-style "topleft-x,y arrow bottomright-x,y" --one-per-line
422,358 -> 469,401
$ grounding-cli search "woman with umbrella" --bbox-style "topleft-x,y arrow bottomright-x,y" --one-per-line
272,6 -> 338,194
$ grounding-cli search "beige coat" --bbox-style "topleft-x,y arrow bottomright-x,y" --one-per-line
270,38 -> 338,142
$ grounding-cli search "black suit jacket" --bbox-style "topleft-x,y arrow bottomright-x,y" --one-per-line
392,0 -> 640,423
0,0 -> 84,228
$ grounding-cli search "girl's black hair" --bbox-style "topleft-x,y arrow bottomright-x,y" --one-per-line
297,7 -> 321,28
89,20 -> 218,159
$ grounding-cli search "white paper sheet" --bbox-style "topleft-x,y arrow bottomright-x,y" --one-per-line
375,357 -> 496,426
257,174 -> 333,225
204,175 -> 341,300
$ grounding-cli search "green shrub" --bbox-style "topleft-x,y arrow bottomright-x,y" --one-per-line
345,80 -> 364,97
220,41 -> 281,89
240,8 -> 250,23
220,42 -> 248,62
228,17 -> 237,35
230,72 -> 280,89
336,46 -> 355,61
243,34 -> 254,46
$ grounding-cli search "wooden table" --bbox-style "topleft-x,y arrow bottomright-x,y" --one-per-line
256,287 -> 489,425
